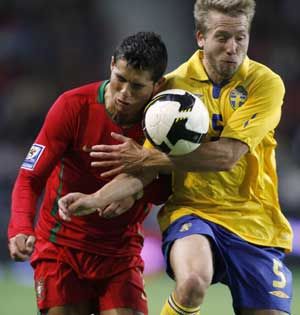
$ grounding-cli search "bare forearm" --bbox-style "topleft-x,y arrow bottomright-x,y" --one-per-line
87,133 -> 248,177
143,138 -> 249,173
93,171 -> 157,206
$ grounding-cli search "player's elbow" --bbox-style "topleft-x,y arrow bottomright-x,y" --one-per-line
217,150 -> 240,171
219,158 -> 237,171
216,139 -> 248,171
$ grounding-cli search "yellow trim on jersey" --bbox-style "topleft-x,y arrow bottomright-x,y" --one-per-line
154,50 -> 292,252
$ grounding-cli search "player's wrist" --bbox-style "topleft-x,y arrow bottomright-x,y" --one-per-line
145,148 -> 173,173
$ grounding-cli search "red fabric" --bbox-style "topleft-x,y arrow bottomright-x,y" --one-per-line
9,81 -> 170,256
32,239 -> 147,313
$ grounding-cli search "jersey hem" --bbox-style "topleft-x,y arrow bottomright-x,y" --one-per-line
159,211 -> 292,253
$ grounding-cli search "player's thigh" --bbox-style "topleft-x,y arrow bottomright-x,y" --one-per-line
239,308 -> 289,315
43,303 -> 91,315
99,267 -> 147,315
222,239 -> 292,314
33,258 -> 97,313
170,234 -> 214,283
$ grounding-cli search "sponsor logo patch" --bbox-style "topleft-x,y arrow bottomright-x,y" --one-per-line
179,223 -> 192,232
269,290 -> 290,299
21,144 -> 45,170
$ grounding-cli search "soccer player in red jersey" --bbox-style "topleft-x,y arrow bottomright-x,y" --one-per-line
7,32 -> 169,315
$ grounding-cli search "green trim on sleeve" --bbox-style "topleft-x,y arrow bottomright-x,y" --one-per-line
49,159 -> 65,243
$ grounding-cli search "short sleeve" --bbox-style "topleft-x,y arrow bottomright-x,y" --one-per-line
221,75 -> 285,151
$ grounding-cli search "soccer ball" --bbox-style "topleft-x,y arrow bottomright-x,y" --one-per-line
143,89 -> 209,156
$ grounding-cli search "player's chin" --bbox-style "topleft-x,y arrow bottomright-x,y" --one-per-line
223,62 -> 239,74
116,112 -> 135,125
219,67 -> 236,80
115,99 -> 132,112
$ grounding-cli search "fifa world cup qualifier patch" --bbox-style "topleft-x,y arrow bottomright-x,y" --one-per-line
21,143 -> 45,170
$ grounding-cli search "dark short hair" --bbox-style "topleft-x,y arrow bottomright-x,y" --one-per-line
113,31 -> 168,82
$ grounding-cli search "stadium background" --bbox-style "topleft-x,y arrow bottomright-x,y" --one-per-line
0,0 -> 299,314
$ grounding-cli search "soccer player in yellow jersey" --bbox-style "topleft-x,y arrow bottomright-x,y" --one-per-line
59,1 -> 293,314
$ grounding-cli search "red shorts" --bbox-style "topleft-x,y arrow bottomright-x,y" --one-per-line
31,238 -> 147,314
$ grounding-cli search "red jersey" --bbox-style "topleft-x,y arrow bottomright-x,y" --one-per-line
8,81 -> 170,257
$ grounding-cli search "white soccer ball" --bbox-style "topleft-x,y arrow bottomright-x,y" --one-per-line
143,89 -> 209,156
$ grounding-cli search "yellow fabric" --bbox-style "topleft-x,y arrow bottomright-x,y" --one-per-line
160,293 -> 200,315
155,50 -> 292,252
160,299 -> 175,315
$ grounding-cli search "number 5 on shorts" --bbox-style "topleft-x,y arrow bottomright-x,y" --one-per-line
272,259 -> 286,289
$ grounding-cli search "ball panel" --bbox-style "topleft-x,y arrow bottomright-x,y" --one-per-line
166,118 -> 204,146
169,141 -> 200,156
152,90 -> 196,111
143,125 -> 172,154
143,89 -> 209,156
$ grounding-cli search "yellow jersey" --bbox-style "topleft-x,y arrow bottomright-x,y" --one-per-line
151,50 -> 292,252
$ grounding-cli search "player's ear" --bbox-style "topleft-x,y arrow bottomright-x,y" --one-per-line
153,77 -> 166,95
196,31 -> 205,49
110,56 -> 115,70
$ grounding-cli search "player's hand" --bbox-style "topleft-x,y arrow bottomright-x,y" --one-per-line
8,234 -> 36,261
58,192 -> 98,221
99,196 -> 136,219
85,132 -> 148,177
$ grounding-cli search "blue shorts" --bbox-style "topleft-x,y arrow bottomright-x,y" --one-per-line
162,215 -> 292,314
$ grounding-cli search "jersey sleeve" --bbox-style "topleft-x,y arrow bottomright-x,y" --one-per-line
221,75 -> 285,151
144,174 -> 172,205
8,94 -> 75,238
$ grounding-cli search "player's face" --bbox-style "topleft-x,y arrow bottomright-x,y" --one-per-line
107,58 -> 162,126
196,11 -> 249,83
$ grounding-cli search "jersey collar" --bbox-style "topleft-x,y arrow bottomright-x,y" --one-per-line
97,80 -> 109,104
232,55 -> 249,81
188,50 -> 209,82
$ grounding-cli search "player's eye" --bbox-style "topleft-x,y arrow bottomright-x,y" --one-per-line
216,35 -> 227,43
116,74 -> 126,82
131,83 -> 144,91
236,35 -> 246,42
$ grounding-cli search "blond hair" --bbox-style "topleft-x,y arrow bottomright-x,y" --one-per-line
194,0 -> 256,33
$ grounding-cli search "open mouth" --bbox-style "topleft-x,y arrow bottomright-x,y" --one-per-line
223,60 -> 237,64
116,98 -> 130,107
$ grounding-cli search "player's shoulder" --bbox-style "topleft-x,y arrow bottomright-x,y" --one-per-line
62,81 -> 102,101
49,81 -> 105,117
164,50 -> 206,89
165,58 -> 192,81
164,62 -> 192,90
248,58 -> 283,86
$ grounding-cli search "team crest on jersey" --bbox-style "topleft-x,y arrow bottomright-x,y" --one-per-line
229,86 -> 248,110
35,278 -> 45,301
21,143 -> 45,170
179,223 -> 192,232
